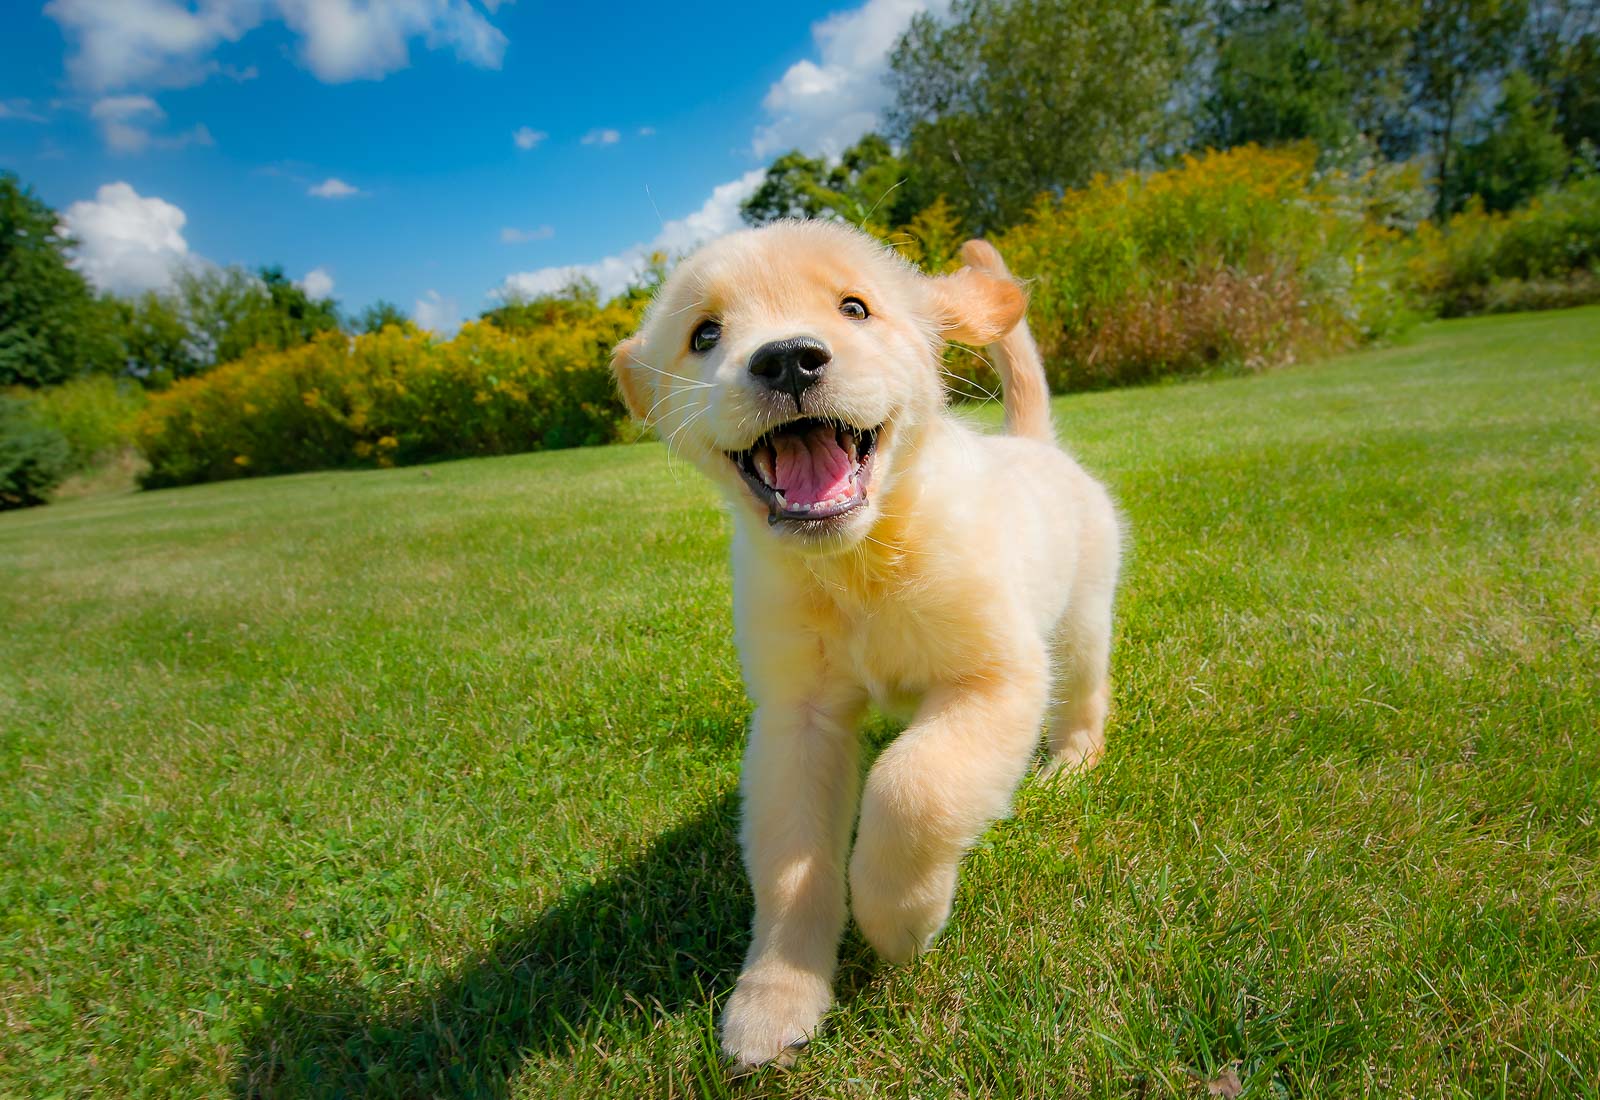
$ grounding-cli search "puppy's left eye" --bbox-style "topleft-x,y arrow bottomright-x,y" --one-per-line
690,320 -> 722,353
839,297 -> 869,321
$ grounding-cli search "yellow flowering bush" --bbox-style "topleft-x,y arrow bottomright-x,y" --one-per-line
136,304 -> 640,488
993,144 -> 1410,389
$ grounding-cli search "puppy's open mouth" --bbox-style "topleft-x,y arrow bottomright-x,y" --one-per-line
728,417 -> 881,525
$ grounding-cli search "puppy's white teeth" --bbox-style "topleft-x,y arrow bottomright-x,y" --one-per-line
753,448 -> 777,488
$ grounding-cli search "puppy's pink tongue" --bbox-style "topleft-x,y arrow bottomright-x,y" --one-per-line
773,426 -> 853,505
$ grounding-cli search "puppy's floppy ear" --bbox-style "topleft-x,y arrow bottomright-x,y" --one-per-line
924,242 -> 1027,345
610,334 -> 652,421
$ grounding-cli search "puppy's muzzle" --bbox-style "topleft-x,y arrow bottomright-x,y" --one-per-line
749,337 -> 830,408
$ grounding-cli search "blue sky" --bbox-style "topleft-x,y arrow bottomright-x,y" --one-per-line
0,0 -> 941,330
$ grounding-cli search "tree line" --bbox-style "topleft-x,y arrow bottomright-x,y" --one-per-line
4,0 -> 1598,395
0,172 -> 413,390
743,0 -> 1599,234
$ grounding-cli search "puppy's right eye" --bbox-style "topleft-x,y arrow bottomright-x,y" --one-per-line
691,320 -> 722,353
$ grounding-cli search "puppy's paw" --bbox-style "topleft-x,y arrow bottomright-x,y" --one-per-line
720,969 -> 831,1071
850,857 -> 958,965
1037,737 -> 1103,781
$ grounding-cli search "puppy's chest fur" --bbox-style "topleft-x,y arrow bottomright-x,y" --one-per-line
786,552 -> 1006,716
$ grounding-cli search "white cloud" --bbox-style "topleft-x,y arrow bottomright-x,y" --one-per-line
45,0 -> 510,91
498,169 -> 764,301
512,125 -> 547,150
61,181 -> 193,295
88,93 -> 212,153
637,126 -> 656,137
308,177 -> 361,199
488,1 -> 942,309
45,0 -> 259,92
753,0 -> 949,158
275,0 -> 508,83
0,98 -> 48,122
90,94 -> 163,153
414,289 -> 461,336
298,266 -> 334,299
500,225 -> 554,244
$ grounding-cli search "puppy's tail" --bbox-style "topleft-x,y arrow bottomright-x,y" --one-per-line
960,239 -> 1053,445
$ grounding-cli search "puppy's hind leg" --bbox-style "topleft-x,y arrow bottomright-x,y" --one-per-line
849,661 -> 1049,964
1041,524 -> 1118,780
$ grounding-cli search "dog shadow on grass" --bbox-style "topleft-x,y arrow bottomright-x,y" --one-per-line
232,790 -> 769,1098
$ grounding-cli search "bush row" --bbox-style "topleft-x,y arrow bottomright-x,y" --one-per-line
1402,177 -> 1600,316
991,144 -> 1414,389
135,303 -> 640,489
0,376 -> 147,508
104,152 -> 1600,493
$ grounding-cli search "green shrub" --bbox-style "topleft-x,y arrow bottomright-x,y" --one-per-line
135,305 -> 642,489
0,396 -> 70,509
24,374 -> 145,472
992,144 -> 1408,389
1407,177 -> 1600,316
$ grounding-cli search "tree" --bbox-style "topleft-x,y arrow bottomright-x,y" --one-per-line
1522,0 -> 1600,155
481,279 -> 602,334
352,299 -> 410,335
176,264 -> 340,372
1453,69 -> 1571,210
232,265 -> 341,357
109,290 -> 203,385
1407,0 -> 1530,215
1201,3 -> 1357,153
740,134 -> 919,232
886,0 -> 1190,232
0,173 -> 117,387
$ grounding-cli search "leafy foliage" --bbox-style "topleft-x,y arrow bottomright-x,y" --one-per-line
1452,69 -> 1572,211
135,299 -> 644,488
0,396 -> 70,509
994,145 -> 1410,388
1405,175 -> 1600,313
886,0 -> 1191,231
21,374 -> 147,473
1200,6 -> 1357,153
740,135 -> 917,232
0,173 -> 118,387
352,299 -> 411,335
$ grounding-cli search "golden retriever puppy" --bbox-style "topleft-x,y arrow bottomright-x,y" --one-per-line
611,221 -> 1121,1069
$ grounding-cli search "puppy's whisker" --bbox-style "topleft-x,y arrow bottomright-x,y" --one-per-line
938,369 -> 1000,404
642,387 -> 700,430
663,404 -> 711,454
859,176 -> 907,227
628,356 -> 714,389
948,343 -> 997,373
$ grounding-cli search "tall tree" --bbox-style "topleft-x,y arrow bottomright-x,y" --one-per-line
1452,69 -> 1571,210
1202,3 -> 1357,153
1407,0 -> 1530,215
0,173 -> 117,387
352,300 -> 410,335
886,0 -> 1191,232
1523,0 -> 1600,155
740,134 -> 918,232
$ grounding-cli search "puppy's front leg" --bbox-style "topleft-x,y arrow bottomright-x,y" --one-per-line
721,686 -> 865,1069
850,664 -> 1048,963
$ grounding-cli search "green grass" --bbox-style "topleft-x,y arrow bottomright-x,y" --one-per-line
3,308 -> 1598,1099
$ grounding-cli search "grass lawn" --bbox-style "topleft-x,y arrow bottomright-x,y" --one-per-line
3,307 -> 1598,1099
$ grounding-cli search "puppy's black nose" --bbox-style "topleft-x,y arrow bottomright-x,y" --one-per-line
748,337 -> 830,404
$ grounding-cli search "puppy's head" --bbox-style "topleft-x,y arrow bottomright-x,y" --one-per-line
613,220 -> 1023,552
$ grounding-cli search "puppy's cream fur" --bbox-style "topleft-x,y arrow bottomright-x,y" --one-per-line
612,222 -> 1120,1069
